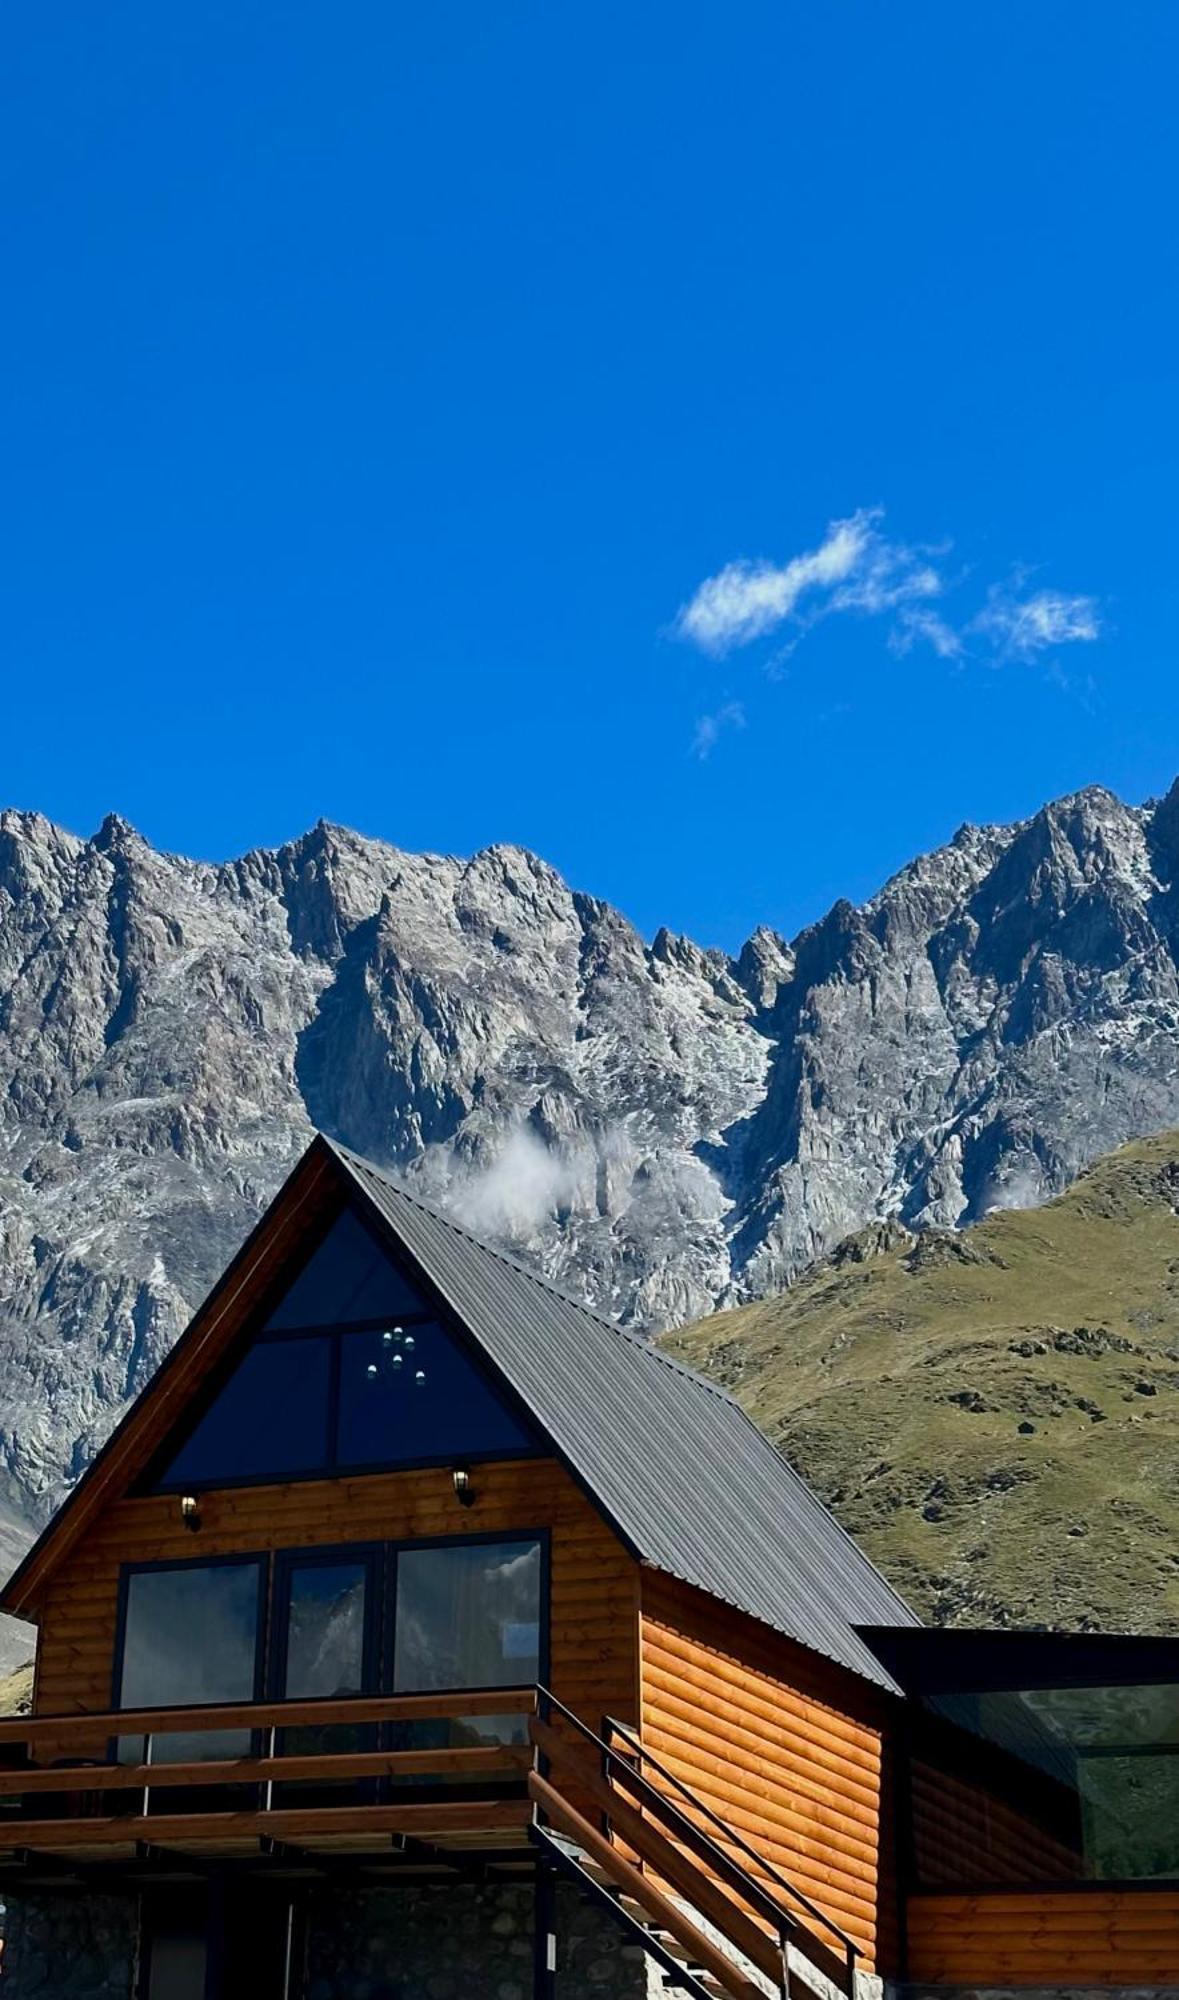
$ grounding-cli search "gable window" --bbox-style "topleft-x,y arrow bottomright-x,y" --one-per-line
115,1557 -> 265,1763
163,1338 -> 332,1488
337,1323 -> 535,1467
262,1207 -> 424,1330
150,1206 -> 537,1490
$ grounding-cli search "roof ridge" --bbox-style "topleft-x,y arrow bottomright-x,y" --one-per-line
323,1136 -> 743,1407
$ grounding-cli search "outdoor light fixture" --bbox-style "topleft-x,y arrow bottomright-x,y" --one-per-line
180,1493 -> 202,1533
452,1467 -> 475,1508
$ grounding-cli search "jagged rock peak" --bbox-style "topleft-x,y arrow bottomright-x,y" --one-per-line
5,780 -> 1179,1535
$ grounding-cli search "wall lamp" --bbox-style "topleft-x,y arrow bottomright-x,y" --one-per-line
451,1467 -> 476,1509
180,1493 -> 202,1534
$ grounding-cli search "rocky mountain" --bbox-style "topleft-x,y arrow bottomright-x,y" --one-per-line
6,777 -> 1179,1551
666,1128 -> 1179,1633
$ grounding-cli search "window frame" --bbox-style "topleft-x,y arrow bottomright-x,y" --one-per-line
111,1530 -> 551,1750
143,1207 -> 543,1495
269,1542 -> 384,1705
110,1551 -> 270,1766
384,1526 -> 552,1700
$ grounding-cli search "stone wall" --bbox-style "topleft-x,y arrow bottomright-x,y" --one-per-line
1,1890 -> 138,1998
302,1878 -> 652,2000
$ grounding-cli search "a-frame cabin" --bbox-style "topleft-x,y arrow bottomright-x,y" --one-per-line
1,1135 -> 1178,2000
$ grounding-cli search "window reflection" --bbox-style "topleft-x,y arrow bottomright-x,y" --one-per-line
117,1562 -> 261,1765
916,1683 -> 1179,1884
391,1540 -> 541,1775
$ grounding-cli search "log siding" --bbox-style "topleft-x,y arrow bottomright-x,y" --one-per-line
638,1571 -> 895,1972
32,1457 -> 639,1758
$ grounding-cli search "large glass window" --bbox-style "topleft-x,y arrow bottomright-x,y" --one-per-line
117,1560 -> 263,1763
281,1559 -> 370,1699
272,1553 -> 375,1802
163,1338 -> 332,1487
337,1323 -> 535,1468
152,1205 -> 537,1490
264,1208 -> 426,1330
391,1539 -> 542,1768
914,1683 -> 1179,1884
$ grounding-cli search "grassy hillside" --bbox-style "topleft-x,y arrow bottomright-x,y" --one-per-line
665,1131 -> 1179,1632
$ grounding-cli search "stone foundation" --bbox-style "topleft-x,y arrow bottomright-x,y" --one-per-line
0,1891 -> 138,1998
0,1875 -> 655,1999
302,1878 -> 652,2000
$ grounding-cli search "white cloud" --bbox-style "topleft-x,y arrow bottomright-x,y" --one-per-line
971,586 -> 1103,661
676,509 -> 884,654
889,606 -> 965,660
450,1127 -> 576,1241
691,701 -> 746,759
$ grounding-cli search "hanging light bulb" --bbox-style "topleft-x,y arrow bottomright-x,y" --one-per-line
392,1352 -> 403,1370
414,1369 -> 426,1386
366,1362 -> 379,1380
404,1334 -> 415,1352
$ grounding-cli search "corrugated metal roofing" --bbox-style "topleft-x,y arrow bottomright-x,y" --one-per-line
330,1139 -> 918,1693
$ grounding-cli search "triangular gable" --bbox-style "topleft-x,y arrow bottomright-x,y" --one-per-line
1,1139 -> 548,1621
147,1206 -> 536,1488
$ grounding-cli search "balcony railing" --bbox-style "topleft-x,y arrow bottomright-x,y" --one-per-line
0,1688 -> 537,1854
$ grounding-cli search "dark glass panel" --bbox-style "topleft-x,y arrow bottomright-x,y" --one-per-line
915,1683 -> 1179,1885
264,1207 -> 426,1329
117,1562 -> 261,1764
336,1321 -> 533,1468
393,1539 -> 541,1694
275,1559 -> 372,1802
283,1562 -> 368,1698
161,1336 -> 331,1487
390,1539 -> 540,1783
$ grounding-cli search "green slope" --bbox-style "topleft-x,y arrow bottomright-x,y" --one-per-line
664,1132 -> 1179,1632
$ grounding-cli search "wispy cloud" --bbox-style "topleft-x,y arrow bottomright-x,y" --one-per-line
676,510 -> 886,655
889,606 -> 965,660
675,510 -> 1103,680
970,584 -> 1103,661
691,701 -> 746,759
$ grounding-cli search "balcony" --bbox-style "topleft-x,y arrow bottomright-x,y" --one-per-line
0,1688 -> 538,1869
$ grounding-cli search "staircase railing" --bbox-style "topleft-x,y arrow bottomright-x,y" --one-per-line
528,1685 -> 858,2000
605,1713 -> 859,1995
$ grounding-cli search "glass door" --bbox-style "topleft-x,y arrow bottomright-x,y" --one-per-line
270,1548 -> 379,1805
386,1537 -> 543,1786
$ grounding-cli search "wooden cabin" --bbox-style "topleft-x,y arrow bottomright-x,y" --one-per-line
0,1134 -> 1176,2000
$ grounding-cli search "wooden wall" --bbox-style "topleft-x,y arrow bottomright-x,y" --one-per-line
906,1889 -> 1179,1987
31,1457 -> 639,1752
638,1571 -> 895,1973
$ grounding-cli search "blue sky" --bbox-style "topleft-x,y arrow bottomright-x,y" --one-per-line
3,1 -> 1178,950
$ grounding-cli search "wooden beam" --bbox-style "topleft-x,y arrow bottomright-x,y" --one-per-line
0,1685 -> 536,1747
0,1742 -> 531,1795
0,1798 -> 533,1854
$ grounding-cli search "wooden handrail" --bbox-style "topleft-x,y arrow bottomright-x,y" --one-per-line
604,1711 -> 859,1983
0,1798 -> 533,1853
0,1687 -> 536,1750
533,1687 -> 856,1999
0,1743 -> 531,1796
533,1716 -> 788,1992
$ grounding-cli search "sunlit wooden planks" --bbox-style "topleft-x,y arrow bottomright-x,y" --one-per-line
639,1571 -> 888,1967
906,1891 -> 1179,1985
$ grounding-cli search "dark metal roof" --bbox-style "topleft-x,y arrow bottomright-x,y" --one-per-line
330,1139 -> 918,1693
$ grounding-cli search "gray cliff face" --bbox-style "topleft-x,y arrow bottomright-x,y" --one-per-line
4,781 -> 1179,1540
